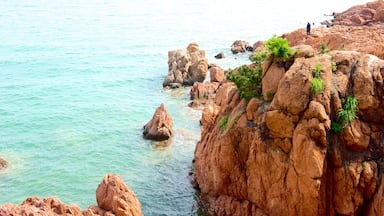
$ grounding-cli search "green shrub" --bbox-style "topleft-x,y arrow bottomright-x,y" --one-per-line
227,111 -> 242,131
331,122 -> 343,133
338,96 -> 358,126
313,64 -> 322,78
219,115 -> 229,130
226,65 -> 262,101
311,64 -> 324,95
311,78 -> 325,94
265,35 -> 294,62
320,42 -> 330,54
332,62 -> 337,72
250,50 -> 268,64
266,91 -> 274,100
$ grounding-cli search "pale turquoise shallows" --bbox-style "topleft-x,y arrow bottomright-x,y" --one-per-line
0,0 -> 370,215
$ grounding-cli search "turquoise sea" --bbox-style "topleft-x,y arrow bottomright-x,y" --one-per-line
0,0 -> 370,215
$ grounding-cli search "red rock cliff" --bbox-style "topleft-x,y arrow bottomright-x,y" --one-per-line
194,49 -> 384,216
194,2 -> 384,215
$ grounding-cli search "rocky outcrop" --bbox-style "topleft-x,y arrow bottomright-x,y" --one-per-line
193,48 -> 384,215
283,1 -> 384,59
189,66 -> 226,109
231,40 -> 253,54
143,103 -> 173,141
0,197 -> 82,216
94,174 -> 143,216
0,174 -> 143,216
209,66 -> 226,83
333,0 -> 384,27
163,43 -> 208,87
0,157 -> 7,170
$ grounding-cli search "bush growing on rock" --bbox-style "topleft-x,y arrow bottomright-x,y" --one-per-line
320,42 -> 330,54
311,64 -> 325,95
265,35 -> 294,62
219,115 -> 229,130
338,95 -> 359,126
226,65 -> 262,101
250,49 -> 268,64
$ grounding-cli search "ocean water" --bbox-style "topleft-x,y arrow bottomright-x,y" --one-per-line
0,0 -> 370,215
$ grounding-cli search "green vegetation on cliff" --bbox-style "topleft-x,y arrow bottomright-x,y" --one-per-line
227,65 -> 262,101
338,95 -> 359,126
228,35 -> 295,102
265,35 -> 295,62
311,64 -> 325,95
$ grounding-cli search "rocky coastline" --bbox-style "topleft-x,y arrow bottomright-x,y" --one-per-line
1,1 -> 384,215
0,174 -> 143,216
192,0 -> 384,215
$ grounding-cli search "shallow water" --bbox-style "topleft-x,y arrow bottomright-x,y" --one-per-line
0,0 -> 371,215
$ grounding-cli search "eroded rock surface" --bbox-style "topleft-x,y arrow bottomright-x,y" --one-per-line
163,43 -> 208,87
283,0 -> 384,59
0,174 -> 143,216
194,48 -> 384,215
143,103 -> 173,141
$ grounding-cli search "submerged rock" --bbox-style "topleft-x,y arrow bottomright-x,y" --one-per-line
143,103 -> 173,141
0,157 -> 7,170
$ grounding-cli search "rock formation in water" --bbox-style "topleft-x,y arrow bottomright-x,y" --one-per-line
231,40 -> 253,54
193,2 -> 384,215
143,103 -> 173,141
163,43 -> 208,88
0,174 -> 143,216
0,157 -> 7,170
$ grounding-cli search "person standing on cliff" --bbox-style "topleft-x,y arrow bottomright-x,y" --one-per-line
307,22 -> 311,36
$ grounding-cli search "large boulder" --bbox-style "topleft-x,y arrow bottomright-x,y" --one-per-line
143,103 -> 173,141
163,43 -> 208,87
96,174 -> 143,216
209,66 -> 226,83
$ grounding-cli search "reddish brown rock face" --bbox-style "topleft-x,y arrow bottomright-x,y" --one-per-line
282,1 -> 384,60
143,103 -> 173,141
96,174 -> 143,216
0,174 -> 143,216
194,46 -> 384,216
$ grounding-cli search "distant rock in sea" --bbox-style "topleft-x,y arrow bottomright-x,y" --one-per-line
163,43 -> 208,88
143,103 -> 173,141
230,40 -> 253,54
214,52 -> 226,59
